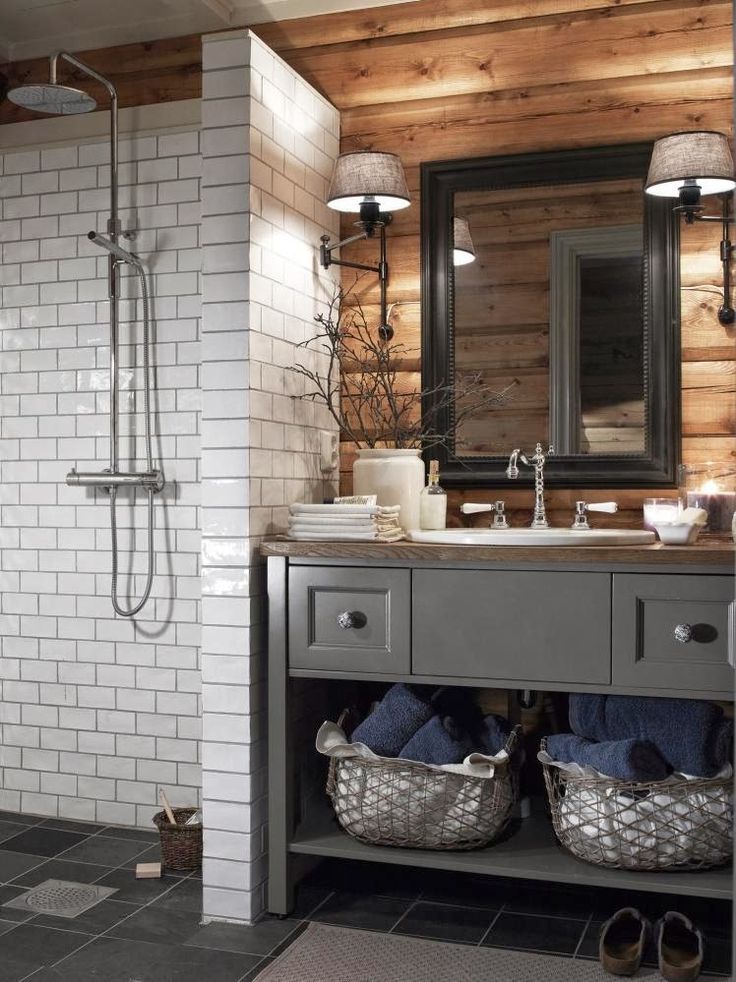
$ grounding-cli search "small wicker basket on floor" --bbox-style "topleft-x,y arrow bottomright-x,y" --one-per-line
541,740 -> 732,871
326,721 -> 520,851
152,807 -> 203,870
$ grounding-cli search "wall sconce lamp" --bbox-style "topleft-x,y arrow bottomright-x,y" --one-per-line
645,130 -> 735,325
320,151 -> 410,341
453,217 -> 476,266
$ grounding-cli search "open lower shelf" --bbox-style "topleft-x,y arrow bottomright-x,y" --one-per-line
290,801 -> 733,900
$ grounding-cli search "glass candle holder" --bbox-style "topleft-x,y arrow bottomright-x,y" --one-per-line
678,463 -> 736,533
642,497 -> 680,531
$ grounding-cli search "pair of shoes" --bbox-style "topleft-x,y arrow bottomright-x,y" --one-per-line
600,908 -> 704,980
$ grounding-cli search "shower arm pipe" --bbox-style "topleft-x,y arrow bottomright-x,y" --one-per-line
50,52 -> 119,235
50,53 -> 121,475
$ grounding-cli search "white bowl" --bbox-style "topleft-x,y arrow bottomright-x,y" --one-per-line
653,521 -> 702,545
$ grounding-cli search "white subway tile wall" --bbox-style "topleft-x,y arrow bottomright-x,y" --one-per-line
0,129 -> 203,827
200,30 -> 339,923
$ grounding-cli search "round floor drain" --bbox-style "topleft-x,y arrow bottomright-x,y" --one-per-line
25,882 -> 101,913
5,879 -> 118,918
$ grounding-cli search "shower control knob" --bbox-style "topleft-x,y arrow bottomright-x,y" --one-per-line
674,623 -> 693,644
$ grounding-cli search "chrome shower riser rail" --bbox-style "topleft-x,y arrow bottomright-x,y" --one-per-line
66,468 -> 164,493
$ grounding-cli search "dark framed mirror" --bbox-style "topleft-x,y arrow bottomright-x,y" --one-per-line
421,143 -> 680,488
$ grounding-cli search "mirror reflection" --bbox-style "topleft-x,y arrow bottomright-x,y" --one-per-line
452,177 -> 645,458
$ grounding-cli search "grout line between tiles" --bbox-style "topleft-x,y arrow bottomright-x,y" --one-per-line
387,898 -> 418,934
572,912 -> 594,959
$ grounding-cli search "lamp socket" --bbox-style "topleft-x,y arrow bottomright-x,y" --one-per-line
320,430 -> 339,473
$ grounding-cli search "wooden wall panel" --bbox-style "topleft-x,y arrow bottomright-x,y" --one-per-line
0,0 -> 732,527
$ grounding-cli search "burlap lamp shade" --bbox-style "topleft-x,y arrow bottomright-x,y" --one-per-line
326,151 -> 410,213
645,131 -> 735,197
453,217 -> 476,266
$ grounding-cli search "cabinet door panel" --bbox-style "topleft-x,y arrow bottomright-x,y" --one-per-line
612,574 -> 734,692
289,566 -> 410,673
412,570 -> 611,684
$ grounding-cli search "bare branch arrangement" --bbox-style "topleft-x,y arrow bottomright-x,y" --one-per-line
291,285 -> 518,451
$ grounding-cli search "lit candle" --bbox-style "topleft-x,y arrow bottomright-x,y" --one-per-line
686,480 -> 736,533
642,497 -> 680,531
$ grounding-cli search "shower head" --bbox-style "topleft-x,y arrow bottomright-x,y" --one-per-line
6,83 -> 97,115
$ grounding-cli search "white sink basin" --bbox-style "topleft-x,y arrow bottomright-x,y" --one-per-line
407,527 -> 656,546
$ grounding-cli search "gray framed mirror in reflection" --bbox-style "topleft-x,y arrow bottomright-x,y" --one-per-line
421,144 -> 681,488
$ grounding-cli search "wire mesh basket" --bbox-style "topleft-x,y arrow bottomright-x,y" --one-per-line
326,719 -> 520,851
541,740 -> 732,871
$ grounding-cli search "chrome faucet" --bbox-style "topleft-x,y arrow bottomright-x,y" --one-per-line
506,443 -> 555,528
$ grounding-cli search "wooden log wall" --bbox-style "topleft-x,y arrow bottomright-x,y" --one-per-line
1,0 -> 733,528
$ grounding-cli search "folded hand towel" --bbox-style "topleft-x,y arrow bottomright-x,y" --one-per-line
350,684 -> 434,757
399,715 -> 475,765
546,733 -> 670,782
478,714 -> 512,756
569,694 -> 733,778
290,503 -> 401,516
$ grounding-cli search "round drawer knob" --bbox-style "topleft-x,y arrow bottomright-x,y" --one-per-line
337,610 -> 358,630
674,623 -> 693,644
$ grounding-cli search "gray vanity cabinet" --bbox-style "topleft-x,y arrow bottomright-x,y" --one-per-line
612,574 -> 734,691
412,569 -> 611,684
264,542 -> 734,916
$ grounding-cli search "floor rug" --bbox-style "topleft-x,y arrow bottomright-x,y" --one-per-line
256,922 -> 724,981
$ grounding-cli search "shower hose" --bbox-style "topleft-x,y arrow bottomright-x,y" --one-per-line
110,262 -> 155,617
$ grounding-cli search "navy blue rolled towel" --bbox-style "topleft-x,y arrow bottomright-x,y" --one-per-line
351,684 -> 434,757
546,733 -> 670,782
478,714 -> 512,756
569,694 -> 732,777
400,715 -> 475,765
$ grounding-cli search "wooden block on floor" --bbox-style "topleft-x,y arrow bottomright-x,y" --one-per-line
135,862 -> 162,879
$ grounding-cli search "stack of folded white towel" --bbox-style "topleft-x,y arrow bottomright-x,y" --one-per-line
287,500 -> 404,542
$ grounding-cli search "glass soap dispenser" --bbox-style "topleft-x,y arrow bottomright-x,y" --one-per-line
420,460 -> 447,530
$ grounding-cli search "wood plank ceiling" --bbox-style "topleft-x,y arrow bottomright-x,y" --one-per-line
1,0 -> 733,523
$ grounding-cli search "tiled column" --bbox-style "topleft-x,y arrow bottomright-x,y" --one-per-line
200,29 -> 339,924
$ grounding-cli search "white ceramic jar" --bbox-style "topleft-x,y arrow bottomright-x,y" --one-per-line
353,448 -> 425,532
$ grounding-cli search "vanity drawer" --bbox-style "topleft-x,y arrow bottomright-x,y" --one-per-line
612,574 -> 734,692
412,570 -> 610,684
288,567 -> 410,673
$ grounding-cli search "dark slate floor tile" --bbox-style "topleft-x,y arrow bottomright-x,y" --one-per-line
0,919 -> 18,937
0,811 -> 39,826
31,899 -> 138,935
269,921 -> 309,958
120,843 -> 164,869
703,935 -> 733,977
0,922 -> 89,982
40,818 -> 103,835
238,959 -> 273,982
34,936 -> 260,982
418,870 -> 513,909
0,849 -> 47,884
95,868 -> 183,905
55,835 -> 151,867
0,823 -> 29,845
575,918 -> 603,960
392,900 -> 496,945
291,884 -> 333,919
0,884 -> 37,922
310,891 -> 412,932
97,826 -> 159,844
503,882 -> 597,920
0,828 -> 86,859
11,858 -> 113,888
107,905 -> 202,945
184,916 -> 304,956
483,910 -> 588,955
150,877 -> 202,912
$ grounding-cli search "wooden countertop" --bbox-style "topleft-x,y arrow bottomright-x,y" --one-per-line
261,537 -> 735,567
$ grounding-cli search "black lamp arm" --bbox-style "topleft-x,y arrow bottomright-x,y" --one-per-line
693,193 -> 734,326
318,223 -> 393,341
